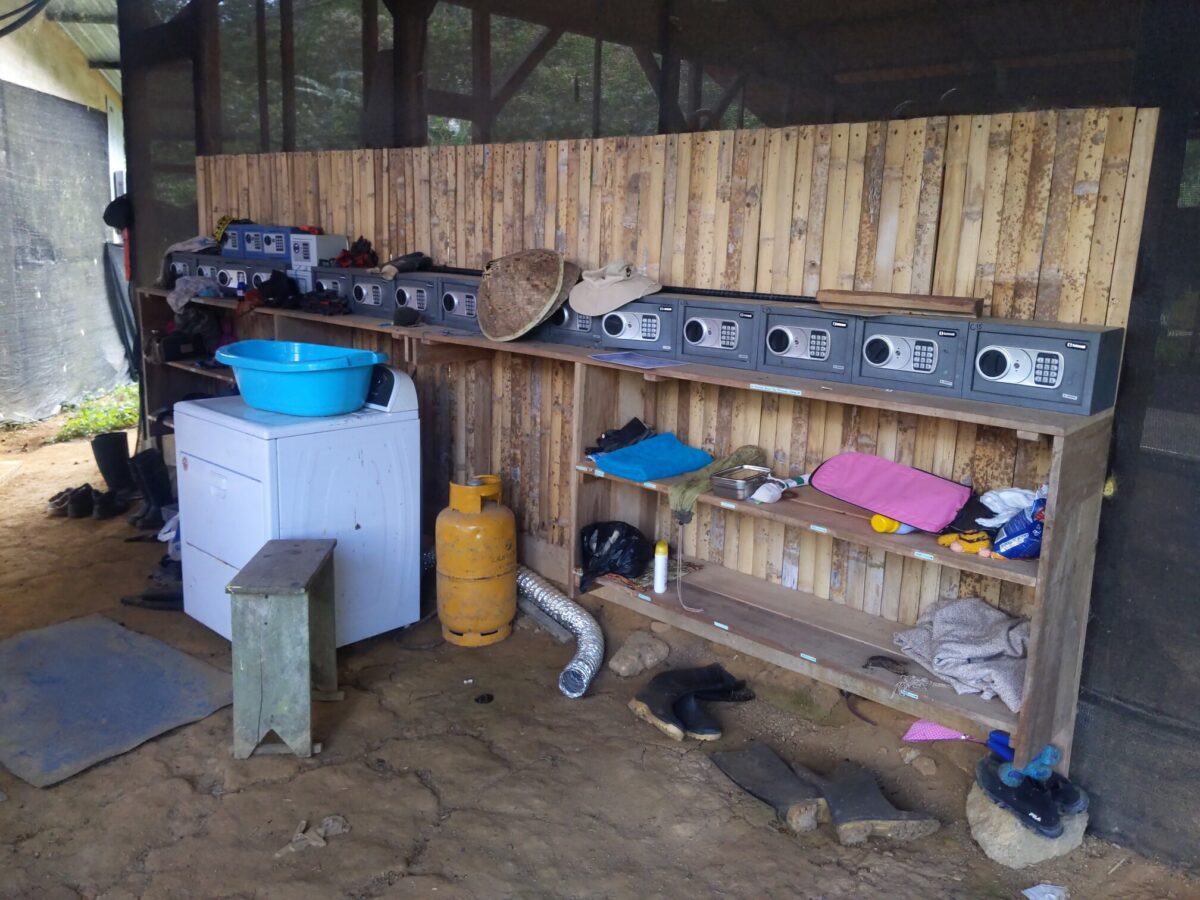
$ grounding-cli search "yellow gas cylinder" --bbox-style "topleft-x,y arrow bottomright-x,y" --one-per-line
436,475 -> 517,646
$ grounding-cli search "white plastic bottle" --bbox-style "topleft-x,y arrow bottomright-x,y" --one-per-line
653,540 -> 669,594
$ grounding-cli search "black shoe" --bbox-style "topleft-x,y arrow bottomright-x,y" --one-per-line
92,488 -> 131,520
628,663 -> 738,741
674,692 -> 723,740
47,488 -> 72,517
66,484 -> 95,518
975,755 -> 1063,838
91,432 -> 138,498
129,449 -> 174,530
675,680 -> 755,740
1046,771 -> 1089,815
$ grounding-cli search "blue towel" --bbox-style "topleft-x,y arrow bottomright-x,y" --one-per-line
592,433 -> 712,482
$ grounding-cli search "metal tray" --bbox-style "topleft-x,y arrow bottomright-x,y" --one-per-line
710,464 -> 772,500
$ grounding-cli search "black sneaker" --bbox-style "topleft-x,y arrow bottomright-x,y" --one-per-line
975,755 -> 1063,838
66,484 -> 95,519
1046,771 -> 1089,815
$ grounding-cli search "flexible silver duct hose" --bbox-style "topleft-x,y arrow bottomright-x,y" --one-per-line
516,565 -> 604,699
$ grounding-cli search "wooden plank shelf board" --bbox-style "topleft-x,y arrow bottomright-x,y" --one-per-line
141,288 -> 1112,438
394,324 -> 1111,437
575,461 -> 1039,587
164,359 -> 237,385
588,562 -> 1017,736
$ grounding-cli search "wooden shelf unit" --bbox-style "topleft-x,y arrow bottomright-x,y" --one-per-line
136,285 -> 1112,770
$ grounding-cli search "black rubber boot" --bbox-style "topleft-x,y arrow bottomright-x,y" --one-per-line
711,742 -> 827,833
795,759 -> 941,845
91,432 -> 138,498
92,488 -> 131,520
674,693 -> 723,741
129,449 -> 174,530
975,755 -> 1063,838
66,484 -> 94,518
675,681 -> 755,740
628,663 -> 738,741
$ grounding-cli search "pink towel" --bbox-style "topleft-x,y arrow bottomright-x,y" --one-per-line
810,452 -> 970,533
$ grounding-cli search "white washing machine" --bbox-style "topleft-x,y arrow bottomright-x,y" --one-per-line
173,391 -> 421,646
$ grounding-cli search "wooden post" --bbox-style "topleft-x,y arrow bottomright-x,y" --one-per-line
256,0 -> 270,151
192,0 -> 221,155
471,5 -> 492,143
656,0 -> 681,134
591,39 -> 602,138
392,3 -> 434,147
280,0 -> 296,151
363,0 -> 379,116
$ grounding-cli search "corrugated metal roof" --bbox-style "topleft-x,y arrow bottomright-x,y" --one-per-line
45,0 -> 121,92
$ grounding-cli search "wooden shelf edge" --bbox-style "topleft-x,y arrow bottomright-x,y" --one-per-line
575,462 -> 1038,587
589,572 -> 1017,736
163,359 -> 237,385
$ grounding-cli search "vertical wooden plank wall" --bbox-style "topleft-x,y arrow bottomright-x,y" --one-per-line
195,107 -> 1157,617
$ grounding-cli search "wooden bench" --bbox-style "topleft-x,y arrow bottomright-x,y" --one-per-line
226,539 -> 341,758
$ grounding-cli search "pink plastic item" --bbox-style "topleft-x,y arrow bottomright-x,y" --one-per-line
902,719 -> 983,743
809,452 -> 970,533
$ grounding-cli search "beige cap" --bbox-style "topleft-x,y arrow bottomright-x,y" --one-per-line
568,261 -> 662,316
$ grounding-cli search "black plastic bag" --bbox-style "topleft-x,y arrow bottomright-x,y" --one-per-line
578,521 -> 653,592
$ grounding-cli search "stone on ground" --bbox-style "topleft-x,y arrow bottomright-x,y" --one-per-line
607,631 -> 670,677
966,783 -> 1087,869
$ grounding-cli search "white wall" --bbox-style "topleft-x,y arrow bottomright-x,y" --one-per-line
0,15 -> 121,114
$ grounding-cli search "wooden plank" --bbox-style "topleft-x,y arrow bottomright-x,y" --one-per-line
973,115 -> 1013,312
818,124 -> 850,293
1033,109 -> 1085,321
1106,108 -> 1159,329
1079,109 -> 1136,325
911,117 -> 947,293
591,571 -> 1016,736
890,118 -> 927,293
816,289 -> 982,316
1018,417 -> 1112,770
933,115 -> 973,294
853,121 -> 886,292
1011,111 -> 1058,319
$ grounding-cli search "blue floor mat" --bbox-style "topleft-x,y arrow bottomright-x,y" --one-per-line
0,614 -> 231,787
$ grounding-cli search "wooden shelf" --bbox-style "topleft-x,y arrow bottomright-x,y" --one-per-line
139,288 -> 1111,437
574,461 -> 1038,587
588,561 -> 1017,736
163,359 -> 237,385
398,326 -> 1111,437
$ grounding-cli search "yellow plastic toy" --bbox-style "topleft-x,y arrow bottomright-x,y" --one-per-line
937,530 -> 993,557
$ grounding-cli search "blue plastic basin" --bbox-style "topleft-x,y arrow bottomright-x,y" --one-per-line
215,340 -> 387,416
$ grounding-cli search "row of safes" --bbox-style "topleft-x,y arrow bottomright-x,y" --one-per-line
169,251 -> 1122,416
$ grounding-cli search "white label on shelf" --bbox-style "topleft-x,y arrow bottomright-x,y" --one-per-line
713,621 -> 730,631
750,383 -> 804,397
593,470 -> 604,478
643,482 -> 658,490
800,652 -> 817,663
809,524 -> 828,534
913,550 -> 935,562
637,593 -> 652,602
575,464 -> 591,473
899,689 -> 919,700
720,501 -> 737,510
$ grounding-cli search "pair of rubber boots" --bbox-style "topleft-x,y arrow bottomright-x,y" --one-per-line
628,663 -> 753,742
90,433 -> 174,530
975,754 -> 1089,839
712,741 -> 941,845
47,482 -> 130,519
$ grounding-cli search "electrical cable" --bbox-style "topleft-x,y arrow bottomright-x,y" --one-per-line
0,0 -> 48,39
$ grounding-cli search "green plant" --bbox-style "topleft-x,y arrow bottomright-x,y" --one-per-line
50,384 -> 141,444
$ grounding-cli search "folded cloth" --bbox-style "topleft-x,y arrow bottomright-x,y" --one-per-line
894,598 -> 1029,713
592,433 -> 712,483
667,445 -> 767,525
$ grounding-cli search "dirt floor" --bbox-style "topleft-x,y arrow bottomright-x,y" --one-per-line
1,433 -> 1197,899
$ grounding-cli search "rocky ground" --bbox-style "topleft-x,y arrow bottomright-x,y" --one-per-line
0,433 -> 1196,898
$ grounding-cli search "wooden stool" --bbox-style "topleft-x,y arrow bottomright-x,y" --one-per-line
226,539 -> 342,759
